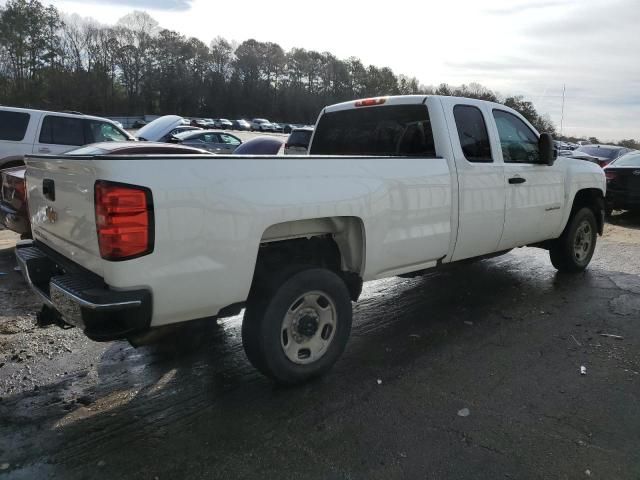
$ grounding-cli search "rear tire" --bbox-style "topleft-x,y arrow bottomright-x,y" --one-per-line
550,207 -> 597,273
242,267 -> 352,384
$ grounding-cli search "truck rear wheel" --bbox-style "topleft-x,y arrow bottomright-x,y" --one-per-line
549,207 -> 597,273
242,267 -> 352,384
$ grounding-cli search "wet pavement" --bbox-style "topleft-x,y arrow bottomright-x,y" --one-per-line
1,215 -> 640,479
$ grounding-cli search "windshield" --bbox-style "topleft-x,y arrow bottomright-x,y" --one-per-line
610,151 -> 640,167
575,146 -> 620,159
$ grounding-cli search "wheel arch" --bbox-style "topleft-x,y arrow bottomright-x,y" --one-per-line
567,188 -> 605,235
253,216 -> 366,301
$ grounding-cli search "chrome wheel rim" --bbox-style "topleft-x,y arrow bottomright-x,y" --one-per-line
573,220 -> 593,263
281,291 -> 337,365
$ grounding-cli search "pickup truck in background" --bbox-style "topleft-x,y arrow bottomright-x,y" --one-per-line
16,95 -> 605,384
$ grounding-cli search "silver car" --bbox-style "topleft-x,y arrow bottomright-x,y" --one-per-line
250,118 -> 274,132
173,129 -> 242,153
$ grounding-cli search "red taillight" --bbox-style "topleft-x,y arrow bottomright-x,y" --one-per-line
14,179 -> 26,200
354,97 -> 386,107
605,170 -> 618,182
95,180 -> 153,261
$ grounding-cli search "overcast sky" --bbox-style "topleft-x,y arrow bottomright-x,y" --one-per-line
46,0 -> 639,141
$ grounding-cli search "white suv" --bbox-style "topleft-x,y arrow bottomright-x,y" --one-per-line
250,118 -> 274,132
0,107 -> 133,169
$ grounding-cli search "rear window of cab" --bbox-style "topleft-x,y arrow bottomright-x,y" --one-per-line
310,104 -> 436,157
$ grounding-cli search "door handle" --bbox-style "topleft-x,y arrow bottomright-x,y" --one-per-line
38,147 -> 51,153
508,177 -> 526,184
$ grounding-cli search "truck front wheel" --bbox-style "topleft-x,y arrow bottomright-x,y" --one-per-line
549,207 -> 597,273
242,267 -> 353,384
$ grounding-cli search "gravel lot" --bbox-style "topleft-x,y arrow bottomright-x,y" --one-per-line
1,213 -> 640,479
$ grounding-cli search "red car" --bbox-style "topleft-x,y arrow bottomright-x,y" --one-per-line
0,142 -> 212,238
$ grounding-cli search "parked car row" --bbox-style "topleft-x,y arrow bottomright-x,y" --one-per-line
180,116 -> 310,134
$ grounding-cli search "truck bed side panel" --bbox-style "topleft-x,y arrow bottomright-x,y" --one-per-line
91,157 -> 452,326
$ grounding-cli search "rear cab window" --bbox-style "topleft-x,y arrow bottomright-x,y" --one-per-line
310,104 -> 436,157
0,111 -> 31,141
453,105 -> 492,162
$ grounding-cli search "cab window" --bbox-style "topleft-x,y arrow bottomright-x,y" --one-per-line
492,110 -> 540,163
453,105 -> 492,162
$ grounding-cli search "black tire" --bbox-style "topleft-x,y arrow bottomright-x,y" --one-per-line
550,207 -> 597,273
242,267 -> 352,384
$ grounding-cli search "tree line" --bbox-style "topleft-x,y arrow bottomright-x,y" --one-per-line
0,0 -> 568,135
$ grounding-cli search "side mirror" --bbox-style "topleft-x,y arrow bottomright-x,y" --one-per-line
539,133 -> 557,165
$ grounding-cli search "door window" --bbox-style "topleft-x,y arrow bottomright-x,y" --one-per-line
453,105 -> 492,162
492,110 -> 540,163
39,115 -> 85,146
0,111 -> 30,141
202,133 -> 220,143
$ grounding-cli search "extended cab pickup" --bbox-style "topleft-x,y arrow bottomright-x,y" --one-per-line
16,95 -> 606,384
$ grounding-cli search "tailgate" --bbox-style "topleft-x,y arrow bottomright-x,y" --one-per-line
25,156 -> 104,277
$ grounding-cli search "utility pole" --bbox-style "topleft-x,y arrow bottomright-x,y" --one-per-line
560,84 -> 566,137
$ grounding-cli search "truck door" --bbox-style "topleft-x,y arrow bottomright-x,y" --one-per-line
447,102 -> 507,261
491,109 -> 565,249
32,115 -> 85,155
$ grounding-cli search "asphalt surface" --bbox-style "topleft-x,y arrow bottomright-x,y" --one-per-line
1,214 -> 640,479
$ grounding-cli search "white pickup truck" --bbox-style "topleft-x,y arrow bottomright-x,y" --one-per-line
16,95 -> 605,384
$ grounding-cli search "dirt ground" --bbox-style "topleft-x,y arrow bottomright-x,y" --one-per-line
1,213 -> 640,479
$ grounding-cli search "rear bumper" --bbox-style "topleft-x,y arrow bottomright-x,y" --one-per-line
0,202 -> 30,235
15,241 -> 152,341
